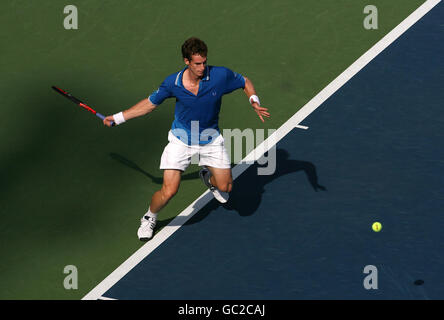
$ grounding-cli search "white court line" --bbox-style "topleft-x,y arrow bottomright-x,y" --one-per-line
98,296 -> 118,300
82,0 -> 441,300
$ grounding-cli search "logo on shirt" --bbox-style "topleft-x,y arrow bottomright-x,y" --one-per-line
212,90 -> 217,96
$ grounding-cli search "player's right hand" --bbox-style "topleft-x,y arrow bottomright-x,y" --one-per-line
252,103 -> 270,123
103,115 -> 115,127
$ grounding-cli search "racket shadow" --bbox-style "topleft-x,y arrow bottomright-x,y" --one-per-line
109,153 -> 198,184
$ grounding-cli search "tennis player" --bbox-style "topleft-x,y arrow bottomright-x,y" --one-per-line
103,37 -> 270,241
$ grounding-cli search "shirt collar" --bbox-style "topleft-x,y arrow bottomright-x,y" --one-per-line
202,65 -> 210,81
175,65 -> 210,87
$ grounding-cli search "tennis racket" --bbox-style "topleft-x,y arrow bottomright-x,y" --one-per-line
52,86 -> 115,126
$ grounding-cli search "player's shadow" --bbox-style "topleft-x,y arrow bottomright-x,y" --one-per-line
109,153 -> 199,183
184,148 -> 327,225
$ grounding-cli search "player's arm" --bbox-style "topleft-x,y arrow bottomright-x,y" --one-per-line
103,98 -> 157,127
243,77 -> 270,123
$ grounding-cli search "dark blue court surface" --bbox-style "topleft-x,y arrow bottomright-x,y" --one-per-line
104,3 -> 443,300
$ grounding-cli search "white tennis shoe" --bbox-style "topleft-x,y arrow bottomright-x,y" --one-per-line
199,166 -> 229,203
137,215 -> 156,241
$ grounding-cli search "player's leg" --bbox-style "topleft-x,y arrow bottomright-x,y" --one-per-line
138,130 -> 192,241
198,133 -> 232,203
149,169 -> 182,213
207,167 -> 232,193
138,169 -> 182,241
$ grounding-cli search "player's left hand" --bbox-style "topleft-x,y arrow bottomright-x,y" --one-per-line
252,103 -> 270,123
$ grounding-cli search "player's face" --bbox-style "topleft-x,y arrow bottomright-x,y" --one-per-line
185,54 -> 207,78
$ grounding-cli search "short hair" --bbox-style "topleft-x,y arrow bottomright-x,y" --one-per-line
181,37 -> 208,61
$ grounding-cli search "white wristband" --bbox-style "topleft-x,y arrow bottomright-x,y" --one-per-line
113,112 -> 126,125
249,95 -> 260,106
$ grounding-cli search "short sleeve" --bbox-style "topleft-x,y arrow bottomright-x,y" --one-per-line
224,67 -> 246,94
148,78 -> 172,106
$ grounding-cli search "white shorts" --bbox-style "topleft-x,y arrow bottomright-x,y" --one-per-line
160,130 -> 231,171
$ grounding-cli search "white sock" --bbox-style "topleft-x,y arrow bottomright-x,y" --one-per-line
145,208 -> 157,220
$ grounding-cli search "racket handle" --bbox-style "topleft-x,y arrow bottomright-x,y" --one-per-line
96,112 -> 115,127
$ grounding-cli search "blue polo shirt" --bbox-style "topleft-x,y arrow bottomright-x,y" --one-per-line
148,65 -> 246,145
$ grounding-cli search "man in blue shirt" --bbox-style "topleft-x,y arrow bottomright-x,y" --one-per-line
104,37 -> 270,241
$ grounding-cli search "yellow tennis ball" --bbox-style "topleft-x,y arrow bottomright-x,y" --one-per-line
372,222 -> 382,232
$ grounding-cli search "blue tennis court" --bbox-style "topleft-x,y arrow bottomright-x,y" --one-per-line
98,2 -> 443,300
